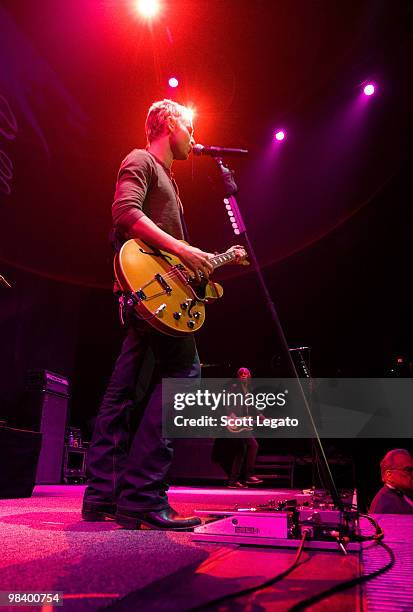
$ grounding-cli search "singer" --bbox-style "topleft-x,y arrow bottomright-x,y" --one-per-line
82,99 -> 245,531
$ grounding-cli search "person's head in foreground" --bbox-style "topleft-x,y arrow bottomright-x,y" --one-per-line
369,448 -> 413,514
380,448 -> 413,495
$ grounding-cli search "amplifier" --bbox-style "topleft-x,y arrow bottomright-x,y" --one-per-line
21,370 -> 70,484
63,445 -> 87,483
27,370 -> 70,397
34,391 -> 69,483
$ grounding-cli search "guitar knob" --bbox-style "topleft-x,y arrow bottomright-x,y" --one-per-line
187,320 -> 195,329
180,302 -> 188,310
173,312 -> 182,320
193,311 -> 201,320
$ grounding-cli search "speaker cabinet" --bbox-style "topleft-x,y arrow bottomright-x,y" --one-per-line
0,427 -> 42,498
13,371 -> 71,484
33,391 -> 69,484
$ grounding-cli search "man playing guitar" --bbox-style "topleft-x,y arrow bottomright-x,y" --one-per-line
82,99 -> 245,530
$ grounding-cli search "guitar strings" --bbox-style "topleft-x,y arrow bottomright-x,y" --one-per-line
156,253 -> 234,281
136,252 -> 236,295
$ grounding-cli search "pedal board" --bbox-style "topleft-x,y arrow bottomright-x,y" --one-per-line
193,506 -> 361,552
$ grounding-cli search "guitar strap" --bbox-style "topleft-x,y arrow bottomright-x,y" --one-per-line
179,207 -> 190,242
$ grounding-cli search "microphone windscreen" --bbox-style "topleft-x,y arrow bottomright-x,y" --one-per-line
192,144 -> 204,156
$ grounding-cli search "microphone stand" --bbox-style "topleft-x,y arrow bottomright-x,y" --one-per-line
214,156 -> 343,511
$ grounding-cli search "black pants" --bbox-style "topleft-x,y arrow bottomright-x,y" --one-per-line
213,437 -> 259,484
229,438 -> 259,484
83,318 -> 200,512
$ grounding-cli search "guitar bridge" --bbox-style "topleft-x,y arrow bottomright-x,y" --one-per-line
155,273 -> 172,294
174,264 -> 191,284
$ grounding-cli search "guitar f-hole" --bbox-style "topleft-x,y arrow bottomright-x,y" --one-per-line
139,247 -> 173,263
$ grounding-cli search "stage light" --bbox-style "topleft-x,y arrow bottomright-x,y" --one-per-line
183,106 -> 194,122
168,77 -> 179,88
223,197 -> 241,235
136,0 -> 160,18
363,83 -> 375,96
275,130 -> 286,141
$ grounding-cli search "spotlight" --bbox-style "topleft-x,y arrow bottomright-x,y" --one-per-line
363,83 -> 375,96
275,130 -> 286,141
168,77 -> 179,88
183,107 -> 194,122
136,0 -> 160,18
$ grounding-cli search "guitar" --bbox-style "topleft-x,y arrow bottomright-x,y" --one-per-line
226,413 -> 254,433
114,238 -> 247,336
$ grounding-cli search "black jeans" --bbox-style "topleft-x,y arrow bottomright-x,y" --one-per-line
84,317 -> 200,512
229,438 -> 259,484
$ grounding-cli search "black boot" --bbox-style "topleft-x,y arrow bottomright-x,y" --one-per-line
115,506 -> 201,531
82,501 -> 117,522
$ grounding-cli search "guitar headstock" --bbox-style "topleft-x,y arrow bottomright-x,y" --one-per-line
226,245 -> 249,266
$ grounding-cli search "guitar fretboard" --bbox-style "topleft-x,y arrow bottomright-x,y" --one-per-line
210,251 -> 236,269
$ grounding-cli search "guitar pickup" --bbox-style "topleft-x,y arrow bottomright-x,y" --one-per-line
155,273 -> 172,294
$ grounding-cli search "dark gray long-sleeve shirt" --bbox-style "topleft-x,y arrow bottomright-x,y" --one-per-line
112,148 -> 185,241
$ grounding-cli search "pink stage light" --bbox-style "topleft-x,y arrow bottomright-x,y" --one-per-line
363,83 -> 375,96
168,77 -> 179,88
136,0 -> 160,18
185,107 -> 195,122
275,130 -> 286,141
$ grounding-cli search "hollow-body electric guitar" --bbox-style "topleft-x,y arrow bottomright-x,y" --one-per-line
114,238 -> 246,336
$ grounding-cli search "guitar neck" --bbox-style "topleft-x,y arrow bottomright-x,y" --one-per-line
209,251 -> 236,270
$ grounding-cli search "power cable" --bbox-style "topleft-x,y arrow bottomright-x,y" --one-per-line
288,516 -> 394,611
190,531 -> 308,611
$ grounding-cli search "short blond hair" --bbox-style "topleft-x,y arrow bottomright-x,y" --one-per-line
145,99 -> 191,144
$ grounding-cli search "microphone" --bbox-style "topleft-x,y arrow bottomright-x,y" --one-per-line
192,144 -> 248,157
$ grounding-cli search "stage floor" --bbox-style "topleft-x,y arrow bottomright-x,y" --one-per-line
0,484 -> 367,611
